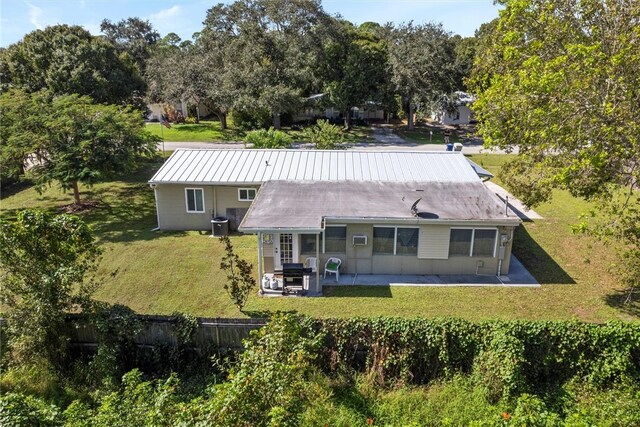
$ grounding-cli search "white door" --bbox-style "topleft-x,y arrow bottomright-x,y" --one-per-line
274,233 -> 299,269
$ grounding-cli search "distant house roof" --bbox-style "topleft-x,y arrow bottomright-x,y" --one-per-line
149,149 -> 483,185
239,180 -> 520,232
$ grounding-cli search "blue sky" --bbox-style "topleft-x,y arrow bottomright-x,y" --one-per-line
1,0 -> 500,47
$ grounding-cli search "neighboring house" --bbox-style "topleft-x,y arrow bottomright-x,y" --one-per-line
293,94 -> 385,123
149,149 -> 521,292
431,91 -> 476,125
147,101 -> 212,121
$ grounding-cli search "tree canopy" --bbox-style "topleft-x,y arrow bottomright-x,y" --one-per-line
0,90 -> 158,204
385,22 -> 457,129
0,210 -> 101,370
100,17 -> 160,74
0,25 -> 145,107
470,0 -> 640,293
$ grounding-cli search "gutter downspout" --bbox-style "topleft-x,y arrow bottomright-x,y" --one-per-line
151,184 -> 160,231
257,232 -> 263,292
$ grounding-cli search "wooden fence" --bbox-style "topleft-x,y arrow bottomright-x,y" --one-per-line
66,315 -> 268,351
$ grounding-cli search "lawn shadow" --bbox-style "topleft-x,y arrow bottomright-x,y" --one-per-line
512,226 -> 575,285
603,289 -> 640,319
323,285 -> 393,298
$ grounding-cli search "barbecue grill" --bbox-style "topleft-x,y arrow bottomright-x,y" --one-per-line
282,263 -> 312,295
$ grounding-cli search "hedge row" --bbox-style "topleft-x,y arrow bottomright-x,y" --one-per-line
316,318 -> 640,395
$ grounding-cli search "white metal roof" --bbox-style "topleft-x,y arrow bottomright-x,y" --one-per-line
149,149 -> 482,185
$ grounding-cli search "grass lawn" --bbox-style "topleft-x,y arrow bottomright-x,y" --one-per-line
146,120 -> 245,142
146,120 -> 373,144
395,125 -> 464,145
1,155 -> 636,322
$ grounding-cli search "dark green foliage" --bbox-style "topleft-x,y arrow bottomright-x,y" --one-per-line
84,304 -> 143,388
0,89 -> 159,204
302,120 -> 344,150
0,210 -> 100,371
219,236 -> 257,312
318,318 -> 640,392
244,128 -> 293,149
100,17 -> 159,74
0,393 -> 62,427
0,25 -> 145,107
1,315 -> 639,426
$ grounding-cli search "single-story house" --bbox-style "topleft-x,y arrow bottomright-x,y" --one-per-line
431,91 -> 476,125
147,101 -> 212,122
149,149 -> 521,292
293,94 -> 386,123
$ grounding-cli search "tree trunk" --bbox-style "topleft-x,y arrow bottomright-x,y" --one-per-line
407,95 -> 414,130
273,114 -> 281,130
344,109 -> 352,130
217,111 -> 227,130
72,181 -> 81,205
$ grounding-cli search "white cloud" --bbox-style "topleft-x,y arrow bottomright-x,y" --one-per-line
149,5 -> 181,22
27,2 -> 45,29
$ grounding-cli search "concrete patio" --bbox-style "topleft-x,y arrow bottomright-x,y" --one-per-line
259,255 -> 539,297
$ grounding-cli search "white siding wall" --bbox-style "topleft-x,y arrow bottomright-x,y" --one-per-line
417,225 -> 450,259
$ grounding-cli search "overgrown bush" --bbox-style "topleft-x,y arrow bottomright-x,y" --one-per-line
302,119 -> 344,149
243,127 -> 292,149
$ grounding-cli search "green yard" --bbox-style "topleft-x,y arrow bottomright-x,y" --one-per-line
1,154 -> 636,322
146,120 -> 373,144
146,120 -> 245,142
395,124 -> 464,145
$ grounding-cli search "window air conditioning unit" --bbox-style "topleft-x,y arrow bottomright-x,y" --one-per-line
352,235 -> 368,246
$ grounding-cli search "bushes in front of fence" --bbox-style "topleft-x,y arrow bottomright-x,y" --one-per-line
317,317 -> 640,397
2,314 -> 640,426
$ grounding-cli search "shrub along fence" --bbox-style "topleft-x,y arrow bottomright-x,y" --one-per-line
60,313 -> 640,393
66,313 -> 266,351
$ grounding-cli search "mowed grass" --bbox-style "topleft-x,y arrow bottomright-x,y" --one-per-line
395,124 -> 463,145
146,120 -> 245,142
1,155 -> 636,321
146,119 -> 373,144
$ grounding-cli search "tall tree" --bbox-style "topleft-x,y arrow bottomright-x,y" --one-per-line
451,35 -> 477,91
0,25 -> 145,107
386,22 -> 457,129
202,0 -> 335,129
1,90 -> 158,204
322,22 -> 391,129
470,0 -> 640,297
100,17 -> 160,74
0,210 -> 100,370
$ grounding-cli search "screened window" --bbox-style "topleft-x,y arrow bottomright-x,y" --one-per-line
373,227 -> 395,254
449,229 -> 473,256
472,229 -> 497,257
185,188 -> 204,213
238,188 -> 256,201
449,228 -> 497,257
396,228 -> 419,255
300,234 -> 317,253
324,226 -> 346,253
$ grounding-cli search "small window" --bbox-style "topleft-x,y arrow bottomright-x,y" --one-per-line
396,227 -> 419,255
373,227 -> 395,254
449,229 -> 472,256
324,226 -> 346,253
185,188 -> 204,213
238,188 -> 256,201
300,234 -> 317,253
473,229 -> 497,257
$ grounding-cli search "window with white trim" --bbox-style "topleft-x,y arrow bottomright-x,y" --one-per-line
238,188 -> 256,201
448,228 -> 497,257
185,188 -> 205,213
373,226 -> 419,255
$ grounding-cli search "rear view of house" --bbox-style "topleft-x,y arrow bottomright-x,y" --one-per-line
149,149 -> 521,292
